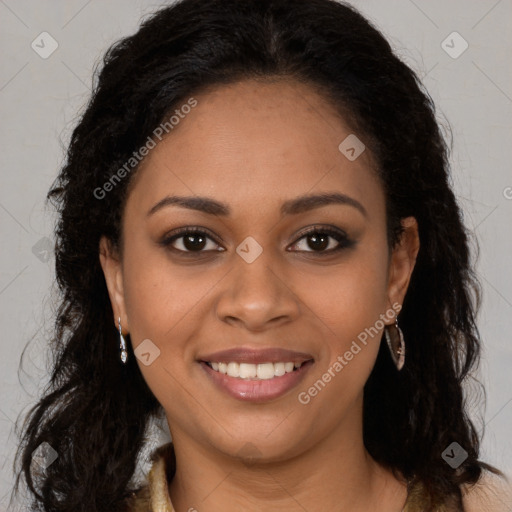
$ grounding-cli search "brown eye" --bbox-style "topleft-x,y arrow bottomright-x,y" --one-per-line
161,228 -> 224,253
289,227 -> 354,254
305,233 -> 330,251
182,233 -> 207,251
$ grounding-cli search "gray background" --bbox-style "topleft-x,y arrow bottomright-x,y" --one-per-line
1,0 -> 511,509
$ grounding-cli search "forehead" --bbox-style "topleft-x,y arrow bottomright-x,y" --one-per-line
126,78 -> 383,216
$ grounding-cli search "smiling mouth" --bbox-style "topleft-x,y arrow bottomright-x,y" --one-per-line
203,360 -> 311,380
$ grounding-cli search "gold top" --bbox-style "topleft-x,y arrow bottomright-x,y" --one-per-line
128,443 -> 176,512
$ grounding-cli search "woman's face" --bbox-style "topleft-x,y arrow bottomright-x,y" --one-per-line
101,78 -> 418,463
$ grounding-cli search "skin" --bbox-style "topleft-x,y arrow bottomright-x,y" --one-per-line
100,78 -> 420,511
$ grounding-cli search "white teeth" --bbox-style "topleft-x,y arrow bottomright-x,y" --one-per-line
257,363 -> 275,380
284,362 -> 294,373
227,362 -> 240,378
207,361 -> 305,379
239,363 -> 257,379
274,362 -> 286,376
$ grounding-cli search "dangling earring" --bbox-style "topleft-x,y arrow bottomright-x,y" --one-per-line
118,317 -> 128,364
384,317 -> 405,370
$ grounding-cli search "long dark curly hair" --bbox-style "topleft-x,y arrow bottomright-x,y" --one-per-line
12,0 -> 501,510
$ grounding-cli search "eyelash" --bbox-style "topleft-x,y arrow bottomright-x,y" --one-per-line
159,225 -> 354,256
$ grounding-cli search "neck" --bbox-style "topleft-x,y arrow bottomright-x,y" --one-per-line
167,405 -> 407,512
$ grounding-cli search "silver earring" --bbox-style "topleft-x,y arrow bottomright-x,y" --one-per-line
384,317 -> 405,371
118,317 -> 128,364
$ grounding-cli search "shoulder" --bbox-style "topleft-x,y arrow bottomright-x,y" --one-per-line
124,442 -> 176,512
461,471 -> 512,512
124,486 -> 151,512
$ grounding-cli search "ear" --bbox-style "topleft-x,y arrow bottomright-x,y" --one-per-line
99,236 -> 129,333
386,217 -> 420,317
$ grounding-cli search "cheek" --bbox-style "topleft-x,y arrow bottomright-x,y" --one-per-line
298,248 -> 390,345
121,232 -> 208,333
295,253 -> 390,424
294,238 -> 391,404
120,247 -> 212,413
120,238 -> 216,385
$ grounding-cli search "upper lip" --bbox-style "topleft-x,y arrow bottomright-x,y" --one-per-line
198,347 -> 314,364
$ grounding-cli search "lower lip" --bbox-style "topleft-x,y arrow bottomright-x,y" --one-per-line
200,361 -> 314,402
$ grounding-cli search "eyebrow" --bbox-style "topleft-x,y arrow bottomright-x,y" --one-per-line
280,192 -> 367,218
147,192 -> 367,218
147,196 -> 230,216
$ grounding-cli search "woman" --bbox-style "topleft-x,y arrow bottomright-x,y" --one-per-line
13,0 -> 511,510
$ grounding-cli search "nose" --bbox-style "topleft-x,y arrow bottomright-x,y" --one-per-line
215,251 -> 301,332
